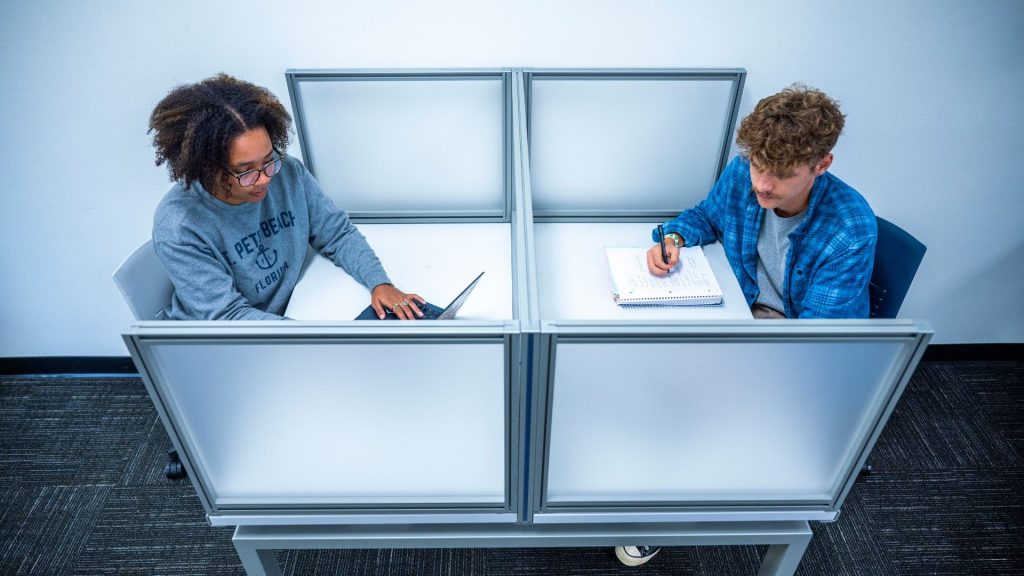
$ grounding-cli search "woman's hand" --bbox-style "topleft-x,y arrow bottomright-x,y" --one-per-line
370,284 -> 426,320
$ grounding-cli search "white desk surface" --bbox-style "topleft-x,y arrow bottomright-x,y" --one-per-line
535,222 -> 753,321
286,223 -> 513,321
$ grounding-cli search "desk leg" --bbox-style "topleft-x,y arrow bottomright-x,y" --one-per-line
757,533 -> 812,576
233,527 -> 282,576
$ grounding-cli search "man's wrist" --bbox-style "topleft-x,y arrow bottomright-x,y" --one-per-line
665,233 -> 684,248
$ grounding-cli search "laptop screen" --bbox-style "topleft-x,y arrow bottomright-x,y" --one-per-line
437,272 -> 485,320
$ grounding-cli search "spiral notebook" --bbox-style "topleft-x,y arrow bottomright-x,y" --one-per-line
605,246 -> 723,306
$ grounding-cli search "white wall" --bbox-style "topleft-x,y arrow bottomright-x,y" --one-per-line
1,0 -> 1021,355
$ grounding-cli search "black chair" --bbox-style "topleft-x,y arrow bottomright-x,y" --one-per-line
859,216 -> 926,479
869,216 -> 927,319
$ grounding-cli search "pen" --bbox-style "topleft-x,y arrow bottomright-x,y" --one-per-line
658,224 -> 670,268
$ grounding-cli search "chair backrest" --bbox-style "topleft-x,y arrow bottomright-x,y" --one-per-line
113,240 -> 174,321
869,217 -> 926,318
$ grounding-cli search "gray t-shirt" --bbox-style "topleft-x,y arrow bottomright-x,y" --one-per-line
152,155 -> 390,320
755,208 -> 807,316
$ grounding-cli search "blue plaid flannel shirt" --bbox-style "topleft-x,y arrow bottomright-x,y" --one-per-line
657,156 -> 877,318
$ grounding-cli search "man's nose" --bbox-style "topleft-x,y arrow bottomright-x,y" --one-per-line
753,174 -> 774,192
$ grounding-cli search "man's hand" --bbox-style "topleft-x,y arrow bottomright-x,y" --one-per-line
646,241 -> 680,276
370,284 -> 426,320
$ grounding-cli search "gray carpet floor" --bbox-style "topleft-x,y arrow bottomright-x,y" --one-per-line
1,360 -> 1021,575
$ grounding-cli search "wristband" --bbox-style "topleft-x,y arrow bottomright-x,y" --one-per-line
665,233 -> 684,248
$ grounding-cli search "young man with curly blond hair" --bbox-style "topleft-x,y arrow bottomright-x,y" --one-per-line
645,84 -> 876,321
620,86 -> 876,567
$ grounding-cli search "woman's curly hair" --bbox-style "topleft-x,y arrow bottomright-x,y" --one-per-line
149,73 -> 292,192
736,84 -> 845,177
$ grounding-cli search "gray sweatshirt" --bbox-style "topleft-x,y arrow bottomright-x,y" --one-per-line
152,155 -> 390,320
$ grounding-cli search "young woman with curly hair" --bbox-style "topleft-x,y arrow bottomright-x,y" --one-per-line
149,74 -> 424,320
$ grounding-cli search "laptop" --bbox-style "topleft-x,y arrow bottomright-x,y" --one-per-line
355,272 -> 485,320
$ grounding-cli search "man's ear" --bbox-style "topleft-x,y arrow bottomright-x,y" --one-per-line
815,153 -> 834,176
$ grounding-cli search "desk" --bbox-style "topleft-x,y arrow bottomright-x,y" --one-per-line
233,521 -> 813,576
286,223 -> 514,321
121,68 -> 934,576
286,222 -> 747,322
534,222 -> 752,321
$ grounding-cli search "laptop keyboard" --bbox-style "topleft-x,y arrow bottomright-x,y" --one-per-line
419,303 -> 444,319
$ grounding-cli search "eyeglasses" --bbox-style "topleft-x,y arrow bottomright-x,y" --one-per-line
225,154 -> 283,187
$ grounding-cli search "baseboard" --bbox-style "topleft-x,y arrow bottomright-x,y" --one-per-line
0,356 -> 138,376
921,344 -> 1022,362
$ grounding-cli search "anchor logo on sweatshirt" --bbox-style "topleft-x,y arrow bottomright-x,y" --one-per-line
254,244 -> 279,270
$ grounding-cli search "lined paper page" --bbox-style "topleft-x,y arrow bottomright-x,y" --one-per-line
606,246 -> 723,305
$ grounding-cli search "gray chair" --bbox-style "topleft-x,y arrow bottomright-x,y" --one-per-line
113,240 -> 184,478
113,240 -> 173,321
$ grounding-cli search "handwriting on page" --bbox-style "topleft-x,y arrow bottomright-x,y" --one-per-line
622,251 -> 715,292
606,246 -> 723,305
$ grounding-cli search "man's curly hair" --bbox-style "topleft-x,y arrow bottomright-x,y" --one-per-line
736,84 -> 845,177
149,73 -> 292,192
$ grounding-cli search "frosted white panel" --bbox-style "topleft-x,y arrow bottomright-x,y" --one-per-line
295,78 -> 505,214
146,340 -> 506,506
530,78 -> 735,214
546,339 -> 906,503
